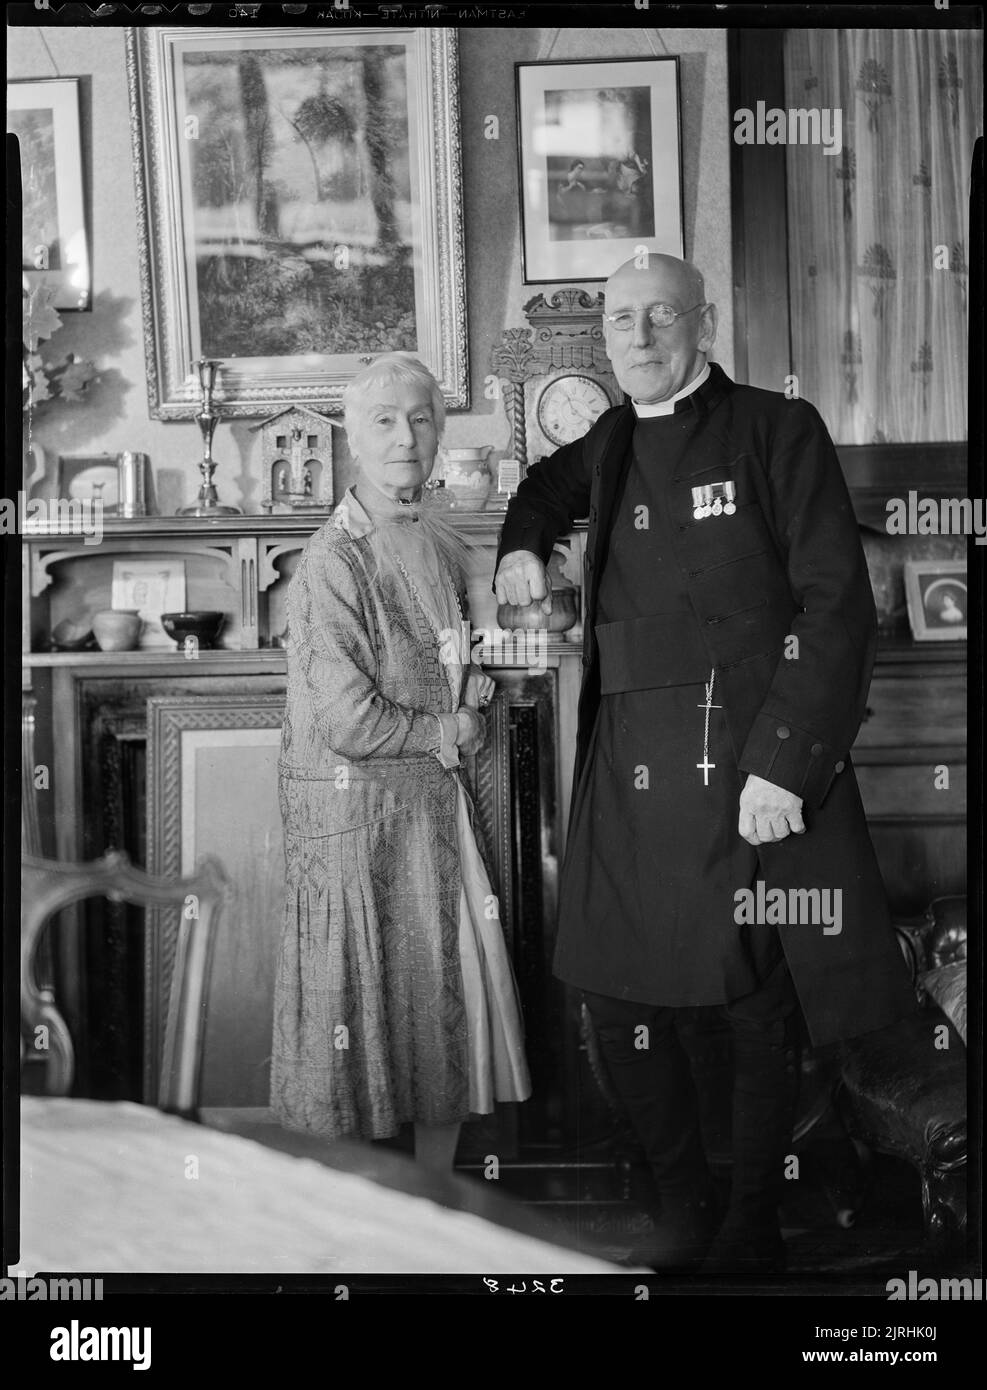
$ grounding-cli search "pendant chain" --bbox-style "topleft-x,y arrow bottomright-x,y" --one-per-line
697,666 -> 719,786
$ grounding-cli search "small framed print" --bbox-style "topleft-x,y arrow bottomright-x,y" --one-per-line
59,454 -> 120,512
112,560 -> 186,649
516,56 -> 684,284
8,78 -> 91,311
903,560 -> 967,642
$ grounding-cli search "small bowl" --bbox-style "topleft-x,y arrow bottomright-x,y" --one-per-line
92,609 -> 142,652
496,589 -> 578,633
161,611 -> 225,649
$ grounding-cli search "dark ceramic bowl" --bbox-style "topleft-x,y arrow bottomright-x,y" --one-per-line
161,611 -> 225,649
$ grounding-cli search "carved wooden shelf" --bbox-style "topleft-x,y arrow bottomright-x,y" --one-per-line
23,641 -> 584,670
23,649 -> 289,669
22,511 -> 588,658
20,510 -> 540,540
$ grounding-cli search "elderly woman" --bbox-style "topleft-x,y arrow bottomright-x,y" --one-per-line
271,353 -> 531,1171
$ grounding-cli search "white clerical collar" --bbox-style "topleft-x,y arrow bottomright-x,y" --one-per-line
632,362 -> 711,417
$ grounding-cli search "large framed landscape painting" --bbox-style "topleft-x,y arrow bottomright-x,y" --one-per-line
516,56 -> 683,284
127,27 -> 468,418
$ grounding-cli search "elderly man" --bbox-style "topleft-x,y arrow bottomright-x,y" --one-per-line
493,254 -> 915,1271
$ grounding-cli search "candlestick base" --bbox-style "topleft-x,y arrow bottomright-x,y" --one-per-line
177,499 -> 243,517
177,478 -> 242,517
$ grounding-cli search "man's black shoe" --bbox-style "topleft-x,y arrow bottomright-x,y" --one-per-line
700,1216 -> 786,1274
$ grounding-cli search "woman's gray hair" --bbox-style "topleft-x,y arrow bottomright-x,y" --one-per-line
342,352 -> 446,440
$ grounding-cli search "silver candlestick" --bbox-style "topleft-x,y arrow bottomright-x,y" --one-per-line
177,358 -> 242,517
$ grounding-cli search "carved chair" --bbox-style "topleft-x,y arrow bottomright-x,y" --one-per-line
837,897 -> 967,1244
581,896 -> 968,1246
21,852 -> 229,1120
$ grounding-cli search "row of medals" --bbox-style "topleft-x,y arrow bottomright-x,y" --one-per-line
692,480 -> 737,520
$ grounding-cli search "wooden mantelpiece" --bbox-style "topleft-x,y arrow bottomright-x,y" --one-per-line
22,510 -> 587,658
22,511 -> 516,539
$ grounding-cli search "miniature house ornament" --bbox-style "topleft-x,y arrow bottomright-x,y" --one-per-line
251,406 -> 335,513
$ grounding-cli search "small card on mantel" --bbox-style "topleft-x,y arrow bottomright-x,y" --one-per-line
489,458 -> 521,510
111,560 -> 186,649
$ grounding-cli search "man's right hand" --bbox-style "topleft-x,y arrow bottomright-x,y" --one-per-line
493,550 -> 553,615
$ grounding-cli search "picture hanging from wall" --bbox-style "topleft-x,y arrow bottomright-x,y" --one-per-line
8,78 -> 91,311
516,56 -> 683,284
126,26 -> 468,418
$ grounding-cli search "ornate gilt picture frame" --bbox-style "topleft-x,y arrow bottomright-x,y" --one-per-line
126,26 -> 468,418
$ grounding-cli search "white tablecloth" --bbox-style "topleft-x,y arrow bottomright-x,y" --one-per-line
18,1098 -> 627,1275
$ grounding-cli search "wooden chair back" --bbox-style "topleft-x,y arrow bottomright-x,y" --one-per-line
21,851 -> 229,1119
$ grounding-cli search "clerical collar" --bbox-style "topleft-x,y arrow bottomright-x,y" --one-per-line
632,362 -> 711,417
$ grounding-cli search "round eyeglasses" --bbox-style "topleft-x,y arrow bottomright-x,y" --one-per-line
604,302 -> 706,332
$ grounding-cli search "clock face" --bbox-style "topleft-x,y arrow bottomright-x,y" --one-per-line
536,374 -> 611,447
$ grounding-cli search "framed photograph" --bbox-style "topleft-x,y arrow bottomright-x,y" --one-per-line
59,454 -> 120,512
111,559 -> 187,649
126,26 -> 468,418
516,56 -> 683,284
7,78 -> 91,310
903,560 -> 967,642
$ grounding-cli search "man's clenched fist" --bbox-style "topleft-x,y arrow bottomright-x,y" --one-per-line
738,773 -> 806,846
493,550 -> 553,615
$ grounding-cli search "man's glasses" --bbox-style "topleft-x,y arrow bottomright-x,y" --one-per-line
604,302 -> 706,333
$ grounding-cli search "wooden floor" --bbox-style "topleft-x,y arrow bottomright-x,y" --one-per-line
453,1149 -> 968,1289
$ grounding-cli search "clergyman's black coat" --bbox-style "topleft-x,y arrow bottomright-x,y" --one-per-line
495,364 -> 916,1047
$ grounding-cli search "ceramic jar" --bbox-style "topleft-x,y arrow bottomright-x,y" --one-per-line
92,609 -> 142,651
437,446 -> 493,508
496,588 -> 578,633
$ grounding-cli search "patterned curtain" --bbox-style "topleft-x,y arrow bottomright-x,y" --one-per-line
784,29 -> 982,444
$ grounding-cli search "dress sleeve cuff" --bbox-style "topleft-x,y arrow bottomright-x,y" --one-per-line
432,712 -> 461,769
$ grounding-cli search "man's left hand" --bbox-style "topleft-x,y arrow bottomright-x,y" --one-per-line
738,774 -> 805,845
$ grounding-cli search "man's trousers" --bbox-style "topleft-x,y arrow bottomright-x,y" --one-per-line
582,956 -> 801,1266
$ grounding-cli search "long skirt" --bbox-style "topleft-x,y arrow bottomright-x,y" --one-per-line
271,754 -> 530,1141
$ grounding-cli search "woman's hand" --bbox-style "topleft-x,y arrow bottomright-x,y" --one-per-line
464,666 -> 496,710
455,708 -> 487,756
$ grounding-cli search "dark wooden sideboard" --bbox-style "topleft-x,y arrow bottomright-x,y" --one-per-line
852,643 -> 967,914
